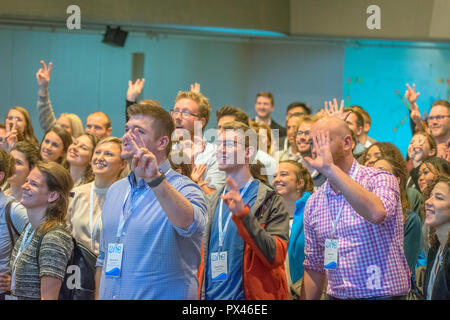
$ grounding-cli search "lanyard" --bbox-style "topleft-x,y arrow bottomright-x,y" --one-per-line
326,163 -> 360,238
12,224 -> 36,272
89,184 -> 102,251
116,169 -> 172,243
218,178 -> 253,250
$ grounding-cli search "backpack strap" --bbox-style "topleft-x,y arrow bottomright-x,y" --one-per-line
5,200 -> 19,245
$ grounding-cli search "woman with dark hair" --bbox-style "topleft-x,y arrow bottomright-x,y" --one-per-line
273,160 -> 314,298
66,133 -> 99,188
40,125 -> 72,170
407,131 -> 437,190
9,161 -> 74,300
373,157 -> 423,271
417,156 -> 450,193
423,176 -> 450,300
4,141 -> 41,202
363,141 -> 423,213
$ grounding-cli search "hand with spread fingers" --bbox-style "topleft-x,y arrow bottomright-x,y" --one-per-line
405,83 -> 425,130
2,122 -> 21,152
127,78 -> 146,102
324,98 -> 351,121
191,164 -> 207,185
0,273 -> 11,293
221,176 -> 245,215
36,60 -> 52,95
303,130 -> 334,174
190,82 -> 200,93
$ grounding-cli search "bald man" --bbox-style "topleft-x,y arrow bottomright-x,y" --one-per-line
300,117 -> 410,300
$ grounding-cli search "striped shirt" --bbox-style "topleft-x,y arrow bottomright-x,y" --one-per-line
303,160 -> 410,299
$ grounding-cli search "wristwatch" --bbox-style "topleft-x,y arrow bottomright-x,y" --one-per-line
147,171 -> 166,188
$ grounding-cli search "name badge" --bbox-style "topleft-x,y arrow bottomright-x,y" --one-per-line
324,239 -> 338,270
211,251 -> 228,281
106,243 -> 124,277
5,295 -> 18,300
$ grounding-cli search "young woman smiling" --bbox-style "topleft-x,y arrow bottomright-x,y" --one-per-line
4,141 -> 41,202
39,125 -> 72,170
66,133 -> 99,188
423,176 -> 450,300
9,161 -> 74,300
68,137 -> 128,254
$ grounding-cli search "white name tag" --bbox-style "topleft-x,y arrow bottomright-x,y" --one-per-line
324,239 -> 338,270
211,251 -> 228,281
5,294 -> 18,300
105,243 -> 124,277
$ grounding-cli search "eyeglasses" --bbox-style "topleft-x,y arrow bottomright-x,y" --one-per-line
296,130 -> 311,137
170,109 -> 199,119
427,115 -> 450,122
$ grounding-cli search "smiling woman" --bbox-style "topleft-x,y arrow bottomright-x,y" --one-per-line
39,125 -> 72,170
9,161 -> 74,300
68,137 -> 128,254
423,176 -> 450,300
66,133 -> 99,188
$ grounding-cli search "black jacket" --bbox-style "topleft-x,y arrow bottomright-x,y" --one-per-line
423,243 -> 450,300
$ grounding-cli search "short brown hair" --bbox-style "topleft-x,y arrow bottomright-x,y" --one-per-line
256,92 -> 274,106
431,99 -> 450,111
127,101 -> 175,156
216,106 -> 249,126
41,125 -> 73,170
175,91 -> 211,128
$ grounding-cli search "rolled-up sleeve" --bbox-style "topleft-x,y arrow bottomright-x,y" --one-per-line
172,181 -> 208,238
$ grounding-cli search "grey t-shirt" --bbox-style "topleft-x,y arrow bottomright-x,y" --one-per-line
0,192 -> 28,275
10,224 -> 73,300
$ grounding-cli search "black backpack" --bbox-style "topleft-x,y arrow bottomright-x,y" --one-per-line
37,228 -> 97,300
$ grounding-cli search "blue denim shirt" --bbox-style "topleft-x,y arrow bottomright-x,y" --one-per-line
96,159 -> 207,300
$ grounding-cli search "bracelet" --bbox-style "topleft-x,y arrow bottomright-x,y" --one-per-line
147,171 -> 166,188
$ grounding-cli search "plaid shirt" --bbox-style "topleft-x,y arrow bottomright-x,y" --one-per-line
303,160 -> 411,299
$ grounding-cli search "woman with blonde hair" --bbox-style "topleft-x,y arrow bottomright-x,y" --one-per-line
68,137 -> 128,254
9,161 -> 74,300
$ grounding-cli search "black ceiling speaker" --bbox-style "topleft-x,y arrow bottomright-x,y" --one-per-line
102,26 -> 128,47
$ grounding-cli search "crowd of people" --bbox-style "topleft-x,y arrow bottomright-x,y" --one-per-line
0,60 -> 449,300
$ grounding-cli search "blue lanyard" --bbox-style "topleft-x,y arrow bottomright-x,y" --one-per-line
12,224 -> 36,271
218,178 -> 253,250
116,169 -> 171,243
326,163 -> 360,238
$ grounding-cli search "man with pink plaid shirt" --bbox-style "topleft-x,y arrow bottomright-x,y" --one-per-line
300,104 -> 410,300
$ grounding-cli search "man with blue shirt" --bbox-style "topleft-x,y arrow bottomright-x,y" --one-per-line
197,121 -> 290,300
94,102 -> 207,300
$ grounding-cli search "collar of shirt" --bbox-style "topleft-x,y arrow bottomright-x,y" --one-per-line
324,159 -> 359,197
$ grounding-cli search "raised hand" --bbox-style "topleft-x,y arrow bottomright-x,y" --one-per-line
221,176 -> 245,215
408,135 -> 427,168
36,60 -> 52,90
127,78 -> 146,102
405,83 -> 420,105
2,122 -> 21,152
191,164 -> 207,184
190,82 -> 200,93
303,130 -> 334,174
128,128 -> 159,181
324,98 -> 351,121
